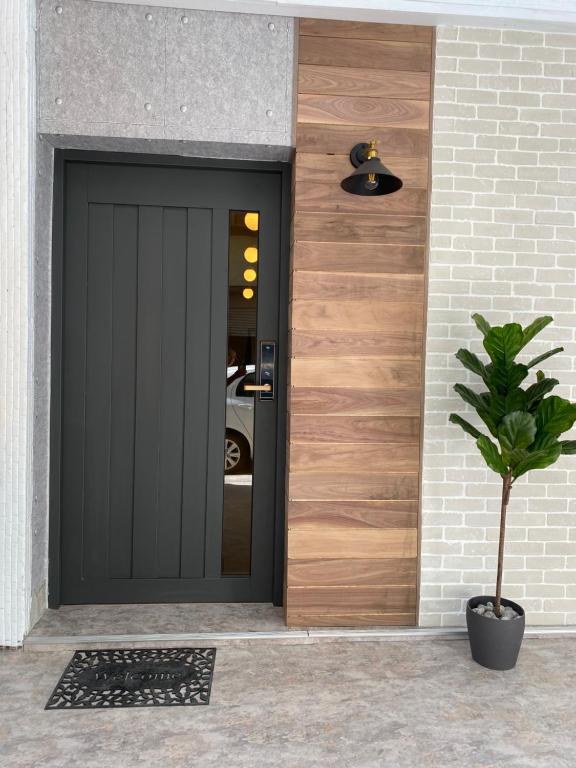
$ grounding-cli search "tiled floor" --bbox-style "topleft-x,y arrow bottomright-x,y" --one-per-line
1,638 -> 575,767
28,602 -> 286,637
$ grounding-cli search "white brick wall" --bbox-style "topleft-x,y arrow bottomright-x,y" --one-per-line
421,26 -> 576,627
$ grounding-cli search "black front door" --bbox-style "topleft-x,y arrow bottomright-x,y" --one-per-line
54,156 -> 285,604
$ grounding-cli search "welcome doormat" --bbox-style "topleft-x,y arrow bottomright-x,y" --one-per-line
45,648 -> 216,709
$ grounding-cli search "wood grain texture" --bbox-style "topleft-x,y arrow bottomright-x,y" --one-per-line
287,500 -> 419,529
290,415 -> 420,444
292,272 -> 425,302
290,357 -> 421,389
299,36 -> 431,72
286,18 -> 432,628
291,301 -> 424,332
287,558 -> 417,587
295,154 -> 429,189
290,329 -> 423,358
292,241 -> 425,274
288,387 -> 422,416
286,585 -> 416,612
295,181 -> 428,216
288,528 -> 418,559
299,18 -> 433,43
299,64 -> 431,100
288,472 -> 420,501
287,612 -> 416,627
294,212 -> 427,245
298,94 -> 429,129
289,443 -> 420,473
296,123 -> 429,157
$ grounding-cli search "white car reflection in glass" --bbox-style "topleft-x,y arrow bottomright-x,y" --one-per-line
225,365 -> 255,474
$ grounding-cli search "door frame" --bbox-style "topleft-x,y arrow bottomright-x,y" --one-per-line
48,149 -> 291,608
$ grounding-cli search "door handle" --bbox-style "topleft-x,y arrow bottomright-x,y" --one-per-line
244,383 -> 272,392
257,341 -> 275,401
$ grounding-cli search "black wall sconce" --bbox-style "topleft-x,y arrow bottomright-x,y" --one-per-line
341,140 -> 403,196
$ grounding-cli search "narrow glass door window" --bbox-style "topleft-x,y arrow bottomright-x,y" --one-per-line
221,211 -> 259,576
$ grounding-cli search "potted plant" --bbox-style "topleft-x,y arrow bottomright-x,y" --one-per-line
450,314 -> 576,670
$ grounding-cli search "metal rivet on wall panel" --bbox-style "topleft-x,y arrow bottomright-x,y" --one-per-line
144,103 -> 152,111
268,22 -> 276,31
266,109 -> 273,118
180,105 -> 188,113
55,5 -> 63,14
145,13 -> 153,21
181,15 -> 189,24
55,97 -> 63,105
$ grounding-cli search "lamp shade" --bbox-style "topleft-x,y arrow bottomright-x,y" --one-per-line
341,156 -> 403,196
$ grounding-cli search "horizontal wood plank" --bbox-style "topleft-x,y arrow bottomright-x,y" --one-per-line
289,443 -> 420,473
297,123 -> 429,158
299,64 -> 431,100
290,330 -> 423,358
288,387 -> 422,416
288,472 -> 419,501
290,357 -> 421,389
286,585 -> 416,612
299,36 -> 431,72
295,181 -> 428,216
292,271 -> 425,302
287,557 -> 417,586
294,212 -> 427,245
287,611 -> 416,627
298,19 -> 433,43
295,154 -> 429,189
288,528 -> 418,559
292,241 -> 425,274
291,300 -> 424,332
287,499 -> 419,529
298,94 -> 429,129
289,414 -> 420,443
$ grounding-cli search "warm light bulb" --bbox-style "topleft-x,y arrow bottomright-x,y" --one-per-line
364,173 -> 379,191
244,212 -> 259,231
242,288 -> 254,300
243,268 -> 257,283
244,246 -> 258,263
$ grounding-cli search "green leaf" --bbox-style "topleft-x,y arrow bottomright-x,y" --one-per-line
453,383 -> 488,413
505,388 -> 528,413
454,384 -> 499,436
535,396 -> 576,437
486,361 -> 529,394
527,347 -> 564,369
560,440 -> 576,455
525,378 -> 559,410
536,370 -> 545,382
455,348 -> 490,385
484,324 -> 524,366
521,316 -> 553,350
512,443 -> 562,479
449,413 -> 483,439
472,313 -> 491,337
476,435 -> 508,475
498,411 -> 537,455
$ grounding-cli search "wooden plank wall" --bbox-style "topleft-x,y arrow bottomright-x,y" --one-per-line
285,19 -> 434,627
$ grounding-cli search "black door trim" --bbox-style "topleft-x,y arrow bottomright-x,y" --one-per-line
48,149 -> 291,608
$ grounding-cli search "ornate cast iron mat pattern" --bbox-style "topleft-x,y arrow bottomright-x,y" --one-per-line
45,648 -> 216,709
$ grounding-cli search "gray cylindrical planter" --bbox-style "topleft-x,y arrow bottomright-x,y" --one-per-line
466,596 -> 525,671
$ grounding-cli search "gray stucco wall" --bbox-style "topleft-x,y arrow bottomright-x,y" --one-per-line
38,0 -> 295,155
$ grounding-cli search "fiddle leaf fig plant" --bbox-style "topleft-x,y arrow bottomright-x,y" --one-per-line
450,314 -> 576,617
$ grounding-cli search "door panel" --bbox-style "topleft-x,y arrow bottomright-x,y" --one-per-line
58,160 -> 283,604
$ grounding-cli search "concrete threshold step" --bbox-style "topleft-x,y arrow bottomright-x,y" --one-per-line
23,625 -> 576,652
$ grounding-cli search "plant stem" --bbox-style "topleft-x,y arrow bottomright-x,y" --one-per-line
495,472 -> 513,618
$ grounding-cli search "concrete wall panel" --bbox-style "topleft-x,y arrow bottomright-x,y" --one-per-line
38,0 -> 295,149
